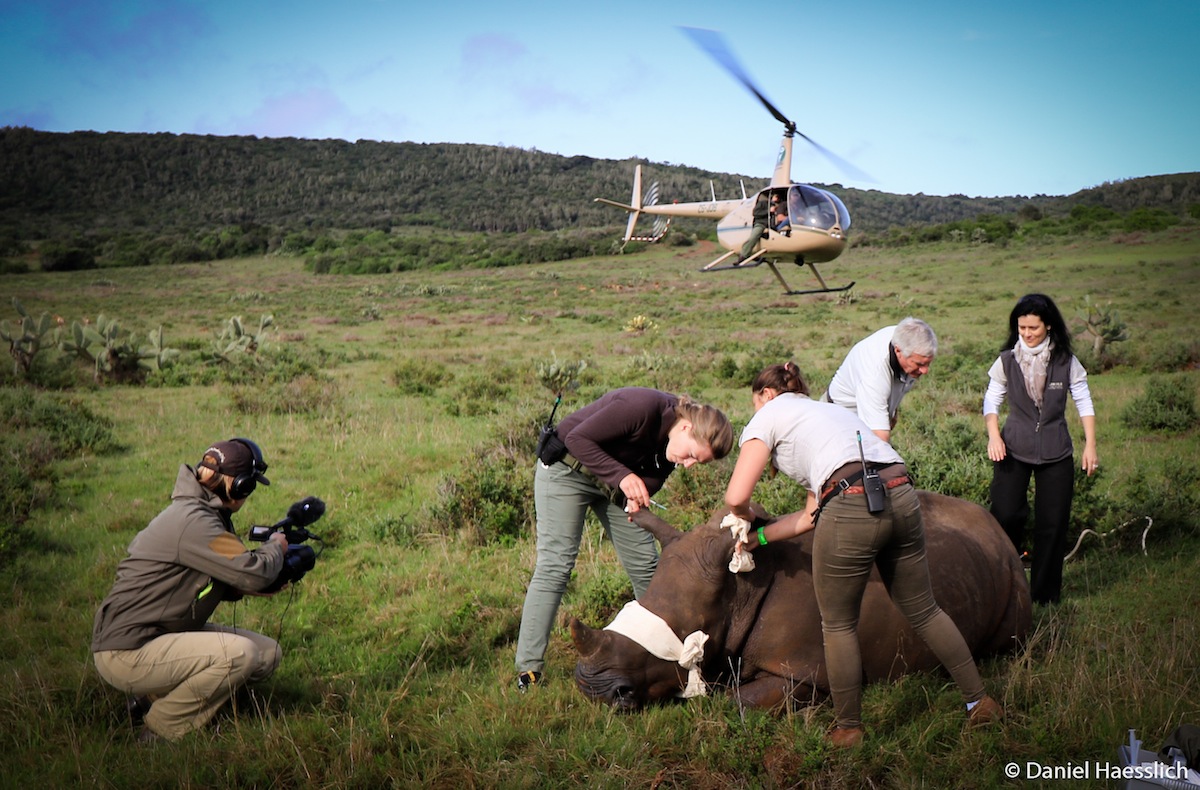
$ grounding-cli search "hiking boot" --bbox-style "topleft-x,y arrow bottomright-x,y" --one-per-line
126,695 -> 152,727
968,695 -> 1004,727
516,671 -> 542,692
828,725 -> 865,748
136,725 -> 164,745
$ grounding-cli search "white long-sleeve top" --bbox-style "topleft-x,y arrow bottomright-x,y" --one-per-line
982,355 -> 1095,417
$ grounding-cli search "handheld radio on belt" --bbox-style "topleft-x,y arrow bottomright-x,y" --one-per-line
857,431 -> 886,514
535,394 -> 563,462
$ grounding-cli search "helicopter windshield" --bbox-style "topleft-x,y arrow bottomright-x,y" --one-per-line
787,185 -> 851,233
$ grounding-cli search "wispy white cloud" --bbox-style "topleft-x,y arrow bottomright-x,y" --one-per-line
204,87 -> 349,139
460,33 -> 528,73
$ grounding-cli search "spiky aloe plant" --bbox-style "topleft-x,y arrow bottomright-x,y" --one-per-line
210,314 -> 274,362
60,316 -> 177,382
0,298 -> 58,376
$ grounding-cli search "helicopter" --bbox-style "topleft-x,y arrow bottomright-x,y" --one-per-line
595,27 -> 869,296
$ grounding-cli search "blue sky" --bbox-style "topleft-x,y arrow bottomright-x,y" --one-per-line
2,0 -> 1196,199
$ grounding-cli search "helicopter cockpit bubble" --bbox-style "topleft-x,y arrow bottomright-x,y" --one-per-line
788,185 -> 851,234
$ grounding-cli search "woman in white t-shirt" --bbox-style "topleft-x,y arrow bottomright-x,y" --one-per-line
724,362 -> 1001,747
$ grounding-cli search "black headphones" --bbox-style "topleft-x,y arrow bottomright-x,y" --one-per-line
227,437 -> 269,500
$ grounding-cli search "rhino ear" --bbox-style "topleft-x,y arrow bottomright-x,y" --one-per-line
630,509 -> 684,547
569,617 -> 603,658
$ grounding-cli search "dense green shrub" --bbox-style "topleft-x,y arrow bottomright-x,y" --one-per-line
1122,208 -> 1179,233
426,453 -> 532,546
38,239 -> 96,271
657,459 -> 737,526
713,355 -> 740,382
1136,339 -> 1200,373
445,369 -> 515,417
725,338 -> 798,389
0,387 -> 121,559
1120,375 -> 1199,433
230,373 -> 341,416
903,415 -> 992,503
571,566 -> 634,627
424,401 -> 546,545
392,358 -> 452,396
1113,459 -> 1200,539
367,512 -> 423,547
301,228 -> 620,275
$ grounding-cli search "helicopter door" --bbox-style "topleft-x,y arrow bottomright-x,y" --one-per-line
787,185 -> 851,234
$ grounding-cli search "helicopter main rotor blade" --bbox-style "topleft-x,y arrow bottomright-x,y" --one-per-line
679,26 -> 793,131
794,131 -> 875,184
680,26 -> 875,184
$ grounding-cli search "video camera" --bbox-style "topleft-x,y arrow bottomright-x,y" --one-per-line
249,496 -> 325,593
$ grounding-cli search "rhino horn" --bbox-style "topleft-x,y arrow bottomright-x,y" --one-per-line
630,508 -> 684,547
569,617 -> 603,658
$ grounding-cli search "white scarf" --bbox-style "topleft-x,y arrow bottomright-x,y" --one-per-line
1013,337 -> 1052,409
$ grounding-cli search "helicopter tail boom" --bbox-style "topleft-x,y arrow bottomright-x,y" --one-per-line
594,164 -> 680,245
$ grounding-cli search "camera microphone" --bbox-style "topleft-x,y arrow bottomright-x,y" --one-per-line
248,496 -> 326,592
249,496 -> 326,543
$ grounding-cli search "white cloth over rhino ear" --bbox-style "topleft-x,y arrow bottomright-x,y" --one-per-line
720,513 -> 756,573
604,601 -> 709,698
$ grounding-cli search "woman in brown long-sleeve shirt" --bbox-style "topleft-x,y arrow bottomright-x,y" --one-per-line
514,387 -> 732,691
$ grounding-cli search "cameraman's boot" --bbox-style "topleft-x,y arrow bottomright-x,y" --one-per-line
126,694 -> 153,727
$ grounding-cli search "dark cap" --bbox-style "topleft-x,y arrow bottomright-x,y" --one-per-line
199,438 -> 270,487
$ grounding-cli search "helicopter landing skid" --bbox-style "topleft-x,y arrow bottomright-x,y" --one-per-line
767,259 -> 855,296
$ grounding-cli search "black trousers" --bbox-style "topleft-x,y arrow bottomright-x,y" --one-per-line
989,455 -> 1075,605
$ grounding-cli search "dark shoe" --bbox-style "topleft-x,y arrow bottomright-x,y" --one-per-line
828,725 -> 865,748
968,695 -> 1004,727
126,695 -> 152,727
516,670 -> 542,692
136,725 -> 164,745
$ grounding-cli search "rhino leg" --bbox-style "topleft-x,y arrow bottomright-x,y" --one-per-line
729,675 -> 824,712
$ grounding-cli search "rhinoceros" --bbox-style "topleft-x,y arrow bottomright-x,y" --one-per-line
570,490 -> 1031,711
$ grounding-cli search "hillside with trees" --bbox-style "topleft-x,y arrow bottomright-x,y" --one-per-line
2,126 -> 1197,273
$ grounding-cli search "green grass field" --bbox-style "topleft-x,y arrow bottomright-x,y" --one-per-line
2,227 -> 1198,788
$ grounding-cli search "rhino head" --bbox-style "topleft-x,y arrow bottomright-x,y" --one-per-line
569,505 -> 769,710
569,619 -> 686,711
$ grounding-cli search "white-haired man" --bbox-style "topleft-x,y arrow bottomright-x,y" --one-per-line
821,318 -> 937,443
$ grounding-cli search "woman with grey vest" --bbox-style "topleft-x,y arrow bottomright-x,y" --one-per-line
984,294 -> 1098,605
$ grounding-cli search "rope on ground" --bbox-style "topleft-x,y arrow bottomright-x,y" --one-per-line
1064,515 -> 1153,562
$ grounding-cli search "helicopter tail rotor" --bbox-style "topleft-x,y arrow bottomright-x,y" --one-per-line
628,177 -> 670,243
597,165 -> 670,247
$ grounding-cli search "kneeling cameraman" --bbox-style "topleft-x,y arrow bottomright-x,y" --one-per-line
92,438 -> 288,743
